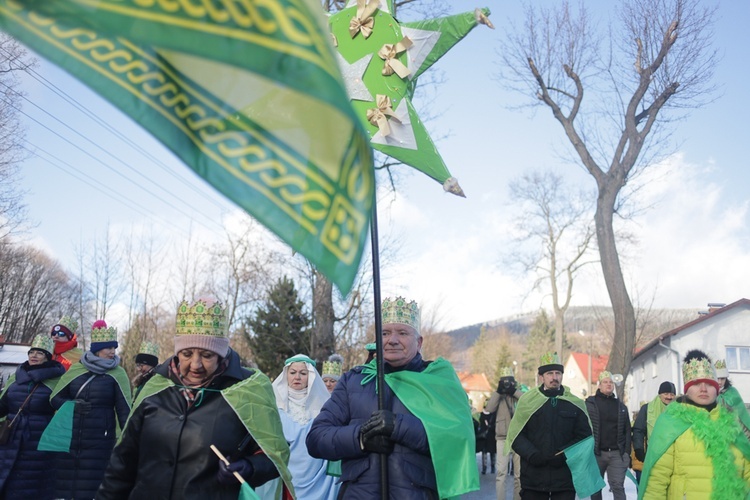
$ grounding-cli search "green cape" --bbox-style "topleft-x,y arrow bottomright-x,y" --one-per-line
361,357 -> 479,499
638,402 -> 750,500
504,385 -> 590,454
719,386 -> 750,439
38,362 -> 131,452
127,370 -> 295,500
0,373 -> 59,401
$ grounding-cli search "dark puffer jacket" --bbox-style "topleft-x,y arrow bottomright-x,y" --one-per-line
585,389 -> 631,456
0,360 -> 65,500
52,364 -> 131,499
96,350 -> 281,500
306,354 -> 436,500
511,386 -> 591,493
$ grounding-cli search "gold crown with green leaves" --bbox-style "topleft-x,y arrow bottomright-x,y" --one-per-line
176,299 -> 227,337
715,359 -> 727,370
381,296 -> 420,333
31,334 -> 54,354
322,354 -> 344,378
91,322 -> 117,343
498,366 -> 514,378
599,370 -> 613,381
52,315 -> 78,336
683,357 -> 716,385
139,341 -> 160,357
539,352 -> 561,366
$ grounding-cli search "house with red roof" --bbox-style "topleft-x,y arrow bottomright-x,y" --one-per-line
624,299 -> 750,413
563,352 -> 609,399
456,371 -> 492,411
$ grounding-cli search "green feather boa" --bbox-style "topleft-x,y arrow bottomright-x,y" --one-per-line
669,403 -> 748,499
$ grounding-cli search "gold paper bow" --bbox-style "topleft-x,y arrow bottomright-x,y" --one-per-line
349,0 -> 379,39
378,36 -> 413,79
366,95 -> 401,137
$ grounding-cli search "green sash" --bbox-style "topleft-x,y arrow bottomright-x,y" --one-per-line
638,402 -> 750,500
645,395 -> 668,437
504,385 -> 590,454
361,358 -> 479,499
128,371 -> 295,500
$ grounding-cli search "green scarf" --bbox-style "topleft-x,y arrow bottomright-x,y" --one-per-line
504,385 -> 590,454
646,395 -> 668,438
638,402 -> 750,500
360,358 -> 479,499
127,371 -> 295,500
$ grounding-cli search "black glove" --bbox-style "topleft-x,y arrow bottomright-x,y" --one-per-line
547,453 -> 567,467
74,400 -> 92,414
634,448 -> 645,462
361,410 -> 395,440
527,452 -> 547,466
217,458 -> 254,486
361,433 -> 395,454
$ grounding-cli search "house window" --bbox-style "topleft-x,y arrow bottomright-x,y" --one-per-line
726,346 -> 750,371
652,355 -> 658,378
640,367 -> 645,382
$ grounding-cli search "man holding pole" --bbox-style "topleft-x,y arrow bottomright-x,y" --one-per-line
306,296 -> 478,499
505,352 -> 593,500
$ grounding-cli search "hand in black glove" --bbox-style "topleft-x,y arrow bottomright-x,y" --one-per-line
217,458 -> 254,486
634,448 -> 645,462
361,433 -> 395,454
361,410 -> 395,440
527,452 -> 547,466
547,453 -> 567,467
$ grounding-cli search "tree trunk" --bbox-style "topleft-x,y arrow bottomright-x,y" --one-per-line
312,271 -> 336,365
595,185 -> 636,395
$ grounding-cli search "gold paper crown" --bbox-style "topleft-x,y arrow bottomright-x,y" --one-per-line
91,321 -> 117,343
52,315 -> 78,335
715,359 -> 727,370
139,341 -> 160,357
322,354 -> 344,378
599,370 -> 613,381
30,334 -> 54,355
539,352 -> 561,366
683,357 -> 716,385
381,296 -> 420,333
498,366 -> 514,378
176,299 -> 227,338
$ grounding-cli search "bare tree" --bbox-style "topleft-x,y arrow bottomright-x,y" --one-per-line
507,170 -> 595,356
0,34 -> 34,242
499,0 -> 718,381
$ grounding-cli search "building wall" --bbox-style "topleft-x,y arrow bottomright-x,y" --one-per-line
625,305 -> 750,413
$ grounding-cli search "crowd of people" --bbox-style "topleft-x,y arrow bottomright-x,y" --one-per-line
0,294 -> 747,499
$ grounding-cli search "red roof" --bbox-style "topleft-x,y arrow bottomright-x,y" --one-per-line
570,352 -> 609,380
456,371 -> 492,392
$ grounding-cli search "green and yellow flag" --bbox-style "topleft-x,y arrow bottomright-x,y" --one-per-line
0,0 -> 374,293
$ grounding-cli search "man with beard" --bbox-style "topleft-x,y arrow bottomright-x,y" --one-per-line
505,352 -> 592,500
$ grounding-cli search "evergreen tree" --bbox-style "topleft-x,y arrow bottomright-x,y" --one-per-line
245,276 -> 311,376
522,310 -> 556,385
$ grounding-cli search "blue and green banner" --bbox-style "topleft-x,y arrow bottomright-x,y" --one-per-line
0,0 -> 374,293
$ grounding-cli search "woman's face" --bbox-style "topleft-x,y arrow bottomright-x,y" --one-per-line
178,348 -> 220,385
322,377 -> 337,393
287,362 -> 309,391
686,381 -> 718,406
28,349 -> 48,366
95,347 -> 116,359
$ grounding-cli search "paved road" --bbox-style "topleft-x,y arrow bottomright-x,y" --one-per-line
463,454 -> 639,499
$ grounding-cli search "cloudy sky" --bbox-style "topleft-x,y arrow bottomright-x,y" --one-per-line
14,0 -> 750,330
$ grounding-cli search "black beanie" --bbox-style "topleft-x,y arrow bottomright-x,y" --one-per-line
135,353 -> 158,367
658,381 -> 676,394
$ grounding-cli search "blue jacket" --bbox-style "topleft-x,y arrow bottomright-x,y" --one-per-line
306,354 -> 437,500
52,365 -> 131,499
0,360 -> 65,500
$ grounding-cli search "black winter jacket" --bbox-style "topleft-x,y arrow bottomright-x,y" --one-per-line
511,386 -> 591,493
96,350 -> 280,500
585,390 -> 631,456
307,354 -> 437,500
0,360 -> 65,500
52,364 -> 131,499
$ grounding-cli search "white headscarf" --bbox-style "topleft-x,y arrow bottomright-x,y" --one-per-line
271,354 -> 330,425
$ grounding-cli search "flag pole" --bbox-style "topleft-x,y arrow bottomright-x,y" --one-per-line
369,195 -> 389,499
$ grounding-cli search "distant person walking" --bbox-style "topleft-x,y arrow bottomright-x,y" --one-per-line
631,381 -> 676,482
585,371 -> 631,500
485,366 -> 522,500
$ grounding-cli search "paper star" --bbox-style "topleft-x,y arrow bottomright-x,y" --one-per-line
330,1 -> 492,196
336,52 -> 374,102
